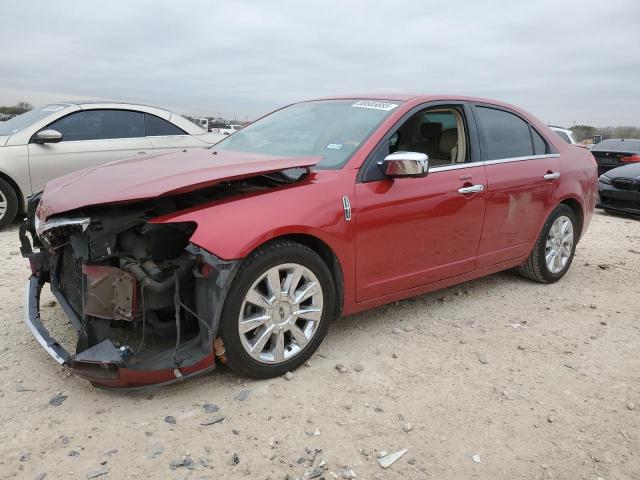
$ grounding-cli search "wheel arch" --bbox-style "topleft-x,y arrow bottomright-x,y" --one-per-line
558,196 -> 584,241
0,170 -> 25,214
246,233 -> 345,319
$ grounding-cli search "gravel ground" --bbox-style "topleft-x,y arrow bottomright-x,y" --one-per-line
0,210 -> 639,480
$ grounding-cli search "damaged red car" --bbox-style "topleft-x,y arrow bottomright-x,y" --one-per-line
20,95 -> 598,389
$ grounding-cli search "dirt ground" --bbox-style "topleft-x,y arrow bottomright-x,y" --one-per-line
0,210 -> 638,480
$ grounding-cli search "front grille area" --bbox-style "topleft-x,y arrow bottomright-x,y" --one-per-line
57,246 -> 84,318
611,178 -> 640,192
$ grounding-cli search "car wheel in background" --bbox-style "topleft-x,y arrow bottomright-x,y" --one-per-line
0,178 -> 18,229
519,204 -> 578,283
219,240 -> 335,378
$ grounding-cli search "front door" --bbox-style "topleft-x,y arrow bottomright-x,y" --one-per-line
354,104 -> 486,302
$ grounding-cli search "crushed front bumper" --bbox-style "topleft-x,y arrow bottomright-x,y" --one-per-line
25,275 -> 216,390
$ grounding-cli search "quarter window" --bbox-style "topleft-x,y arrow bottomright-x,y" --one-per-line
476,107 -> 534,160
46,110 -> 145,141
145,114 -> 186,136
532,128 -> 548,155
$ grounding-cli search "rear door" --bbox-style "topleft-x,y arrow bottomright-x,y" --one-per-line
28,109 -> 153,192
472,104 -> 559,268
144,114 -> 207,153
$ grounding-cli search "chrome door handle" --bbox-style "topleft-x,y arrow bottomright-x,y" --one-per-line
458,184 -> 484,194
543,172 -> 560,180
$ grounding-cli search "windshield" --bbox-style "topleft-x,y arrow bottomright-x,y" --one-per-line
215,99 -> 402,169
0,104 -> 70,135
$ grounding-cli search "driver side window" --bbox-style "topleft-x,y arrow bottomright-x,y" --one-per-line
362,105 -> 469,182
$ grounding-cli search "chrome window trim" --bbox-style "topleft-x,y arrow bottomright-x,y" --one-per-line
429,153 -> 561,173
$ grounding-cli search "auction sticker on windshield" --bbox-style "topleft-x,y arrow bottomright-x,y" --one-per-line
351,100 -> 399,111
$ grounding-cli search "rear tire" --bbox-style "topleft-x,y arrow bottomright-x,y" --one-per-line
0,178 -> 18,229
518,204 -> 577,283
219,240 -> 335,379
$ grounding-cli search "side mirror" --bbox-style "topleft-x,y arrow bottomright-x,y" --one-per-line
381,152 -> 429,178
34,129 -> 63,144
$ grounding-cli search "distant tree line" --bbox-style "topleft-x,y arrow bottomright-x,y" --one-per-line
0,102 -> 33,115
570,124 -> 640,142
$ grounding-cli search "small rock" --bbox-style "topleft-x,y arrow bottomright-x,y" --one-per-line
60,436 -> 70,445
43,300 -> 56,308
471,454 -> 481,464
597,264 -> 610,270
304,467 -> 324,479
200,415 -> 225,426
169,456 -> 194,470
232,429 -> 240,435
335,364 -> 348,374
391,353 -> 398,359
148,447 -> 164,459
477,353 -> 488,365
547,415 -> 556,424
501,389 -> 513,400
600,321 -> 607,326
284,371 -> 294,381
402,325 -> 414,332
403,423 -> 414,433
517,345 -> 526,351
341,469 -> 357,479
69,450 -> 80,457
589,304 -> 598,309
163,415 -> 176,424
626,402 -> 635,411
392,328 -> 401,334
48,394 -> 67,407
86,466 -> 108,478
230,453 -> 240,465
407,458 -> 417,465
354,364 -> 364,372
202,403 -> 219,413
16,384 -> 37,392
234,389 -> 250,401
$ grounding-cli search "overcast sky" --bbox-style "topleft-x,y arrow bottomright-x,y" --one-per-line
1,0 -> 638,126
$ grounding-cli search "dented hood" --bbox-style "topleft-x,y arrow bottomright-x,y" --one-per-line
38,149 -> 319,219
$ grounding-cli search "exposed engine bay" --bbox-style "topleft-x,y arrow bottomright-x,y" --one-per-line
20,169 -> 308,389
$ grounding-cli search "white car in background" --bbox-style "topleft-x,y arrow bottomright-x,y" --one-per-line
550,126 -> 577,145
219,124 -> 243,135
0,101 -> 224,227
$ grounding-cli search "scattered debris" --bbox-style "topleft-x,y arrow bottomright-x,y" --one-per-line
378,449 -> 408,468
232,429 -> 240,435
42,300 -> 56,308
547,415 -> 556,424
517,345 -> 526,351
509,323 -> 523,329
170,456 -> 194,470
471,454 -> 481,464
476,353 -> 488,365
234,389 -> 250,401
34,474 -> 46,480
407,458 -> 417,465
626,401 -> 635,411
230,453 -> 240,465
341,468 -> 357,478
202,403 -> 219,413
403,423 -> 414,433
284,371 -> 294,381
391,353 -> 398,359
69,450 -> 80,457
335,364 -> 348,374
86,466 -> 108,478
48,394 -> 67,407
200,415 -> 225,426
597,264 -> 610,270
164,415 -> 176,424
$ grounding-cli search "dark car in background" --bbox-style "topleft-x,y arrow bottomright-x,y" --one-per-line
591,138 -> 640,176
598,162 -> 640,217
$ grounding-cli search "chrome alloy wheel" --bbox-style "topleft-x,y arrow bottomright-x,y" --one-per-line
0,189 -> 7,221
238,263 -> 324,364
545,215 -> 574,274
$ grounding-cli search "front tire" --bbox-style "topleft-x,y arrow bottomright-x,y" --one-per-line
0,178 -> 18,229
518,204 -> 578,283
219,240 -> 335,378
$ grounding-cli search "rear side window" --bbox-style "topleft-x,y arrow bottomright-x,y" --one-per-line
476,107 -> 534,160
145,114 -> 186,136
532,129 -> 548,155
47,110 -> 145,141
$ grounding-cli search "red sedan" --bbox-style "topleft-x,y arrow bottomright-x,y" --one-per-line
20,95 -> 598,389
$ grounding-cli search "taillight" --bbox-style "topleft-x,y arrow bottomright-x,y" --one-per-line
621,154 -> 640,163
